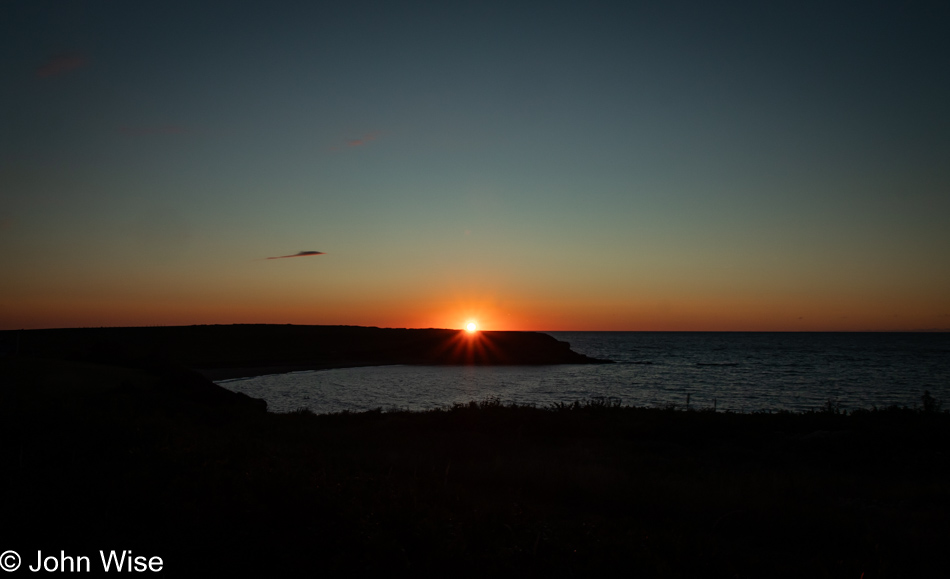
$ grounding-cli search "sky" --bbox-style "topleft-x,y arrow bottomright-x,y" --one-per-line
2,0 -> 949,331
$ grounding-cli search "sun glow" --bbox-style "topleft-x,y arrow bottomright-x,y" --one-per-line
465,321 -> 478,332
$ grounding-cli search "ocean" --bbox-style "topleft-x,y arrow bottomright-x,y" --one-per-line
216,332 -> 950,415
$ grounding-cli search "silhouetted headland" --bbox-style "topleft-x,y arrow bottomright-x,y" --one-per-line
0,324 -> 611,380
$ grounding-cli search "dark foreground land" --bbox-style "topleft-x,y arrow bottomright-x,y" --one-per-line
2,355 -> 948,577
0,325 -> 609,380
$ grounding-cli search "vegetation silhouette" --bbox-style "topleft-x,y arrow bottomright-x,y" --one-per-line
2,354 -> 948,576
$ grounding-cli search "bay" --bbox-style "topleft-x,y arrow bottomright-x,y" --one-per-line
217,332 -> 950,415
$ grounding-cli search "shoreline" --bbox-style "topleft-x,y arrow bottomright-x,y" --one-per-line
198,361 -> 391,381
3,356 -> 948,575
1,324 -> 610,370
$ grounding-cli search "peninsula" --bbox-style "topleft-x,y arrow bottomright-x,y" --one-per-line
0,324 -> 610,380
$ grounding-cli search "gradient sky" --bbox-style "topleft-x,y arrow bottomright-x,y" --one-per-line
2,0 -> 949,331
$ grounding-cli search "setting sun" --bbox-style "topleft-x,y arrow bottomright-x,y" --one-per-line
465,322 -> 478,332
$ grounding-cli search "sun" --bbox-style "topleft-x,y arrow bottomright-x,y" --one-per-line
465,321 -> 478,332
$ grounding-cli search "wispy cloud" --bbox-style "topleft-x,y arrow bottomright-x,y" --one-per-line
328,131 -> 384,152
346,131 -> 381,148
118,125 -> 190,136
266,251 -> 326,260
36,53 -> 88,78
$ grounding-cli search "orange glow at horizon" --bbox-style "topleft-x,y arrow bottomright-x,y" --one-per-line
1,284 -> 947,332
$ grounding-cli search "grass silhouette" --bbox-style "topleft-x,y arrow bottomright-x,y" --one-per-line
2,356 -> 948,576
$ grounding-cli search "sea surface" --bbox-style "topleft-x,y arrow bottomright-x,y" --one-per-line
216,332 -> 950,415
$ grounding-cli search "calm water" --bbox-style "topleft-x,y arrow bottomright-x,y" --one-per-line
217,332 -> 950,415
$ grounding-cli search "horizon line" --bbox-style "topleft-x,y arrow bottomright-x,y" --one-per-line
2,324 -> 947,333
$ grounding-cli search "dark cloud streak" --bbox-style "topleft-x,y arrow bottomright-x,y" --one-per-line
266,251 -> 326,260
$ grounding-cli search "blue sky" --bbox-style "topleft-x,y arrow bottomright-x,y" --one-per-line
2,0 -> 949,330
